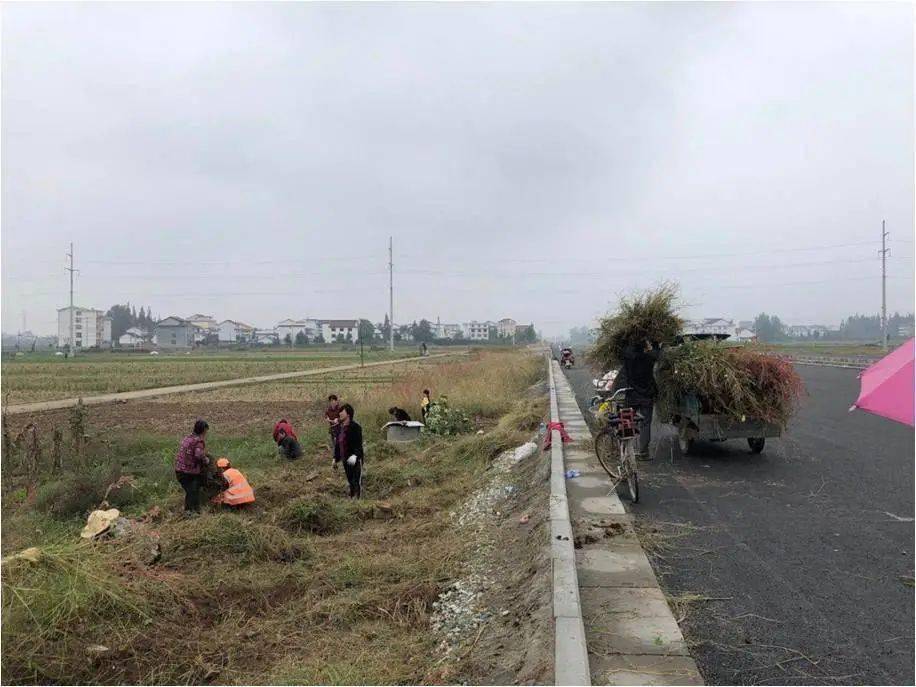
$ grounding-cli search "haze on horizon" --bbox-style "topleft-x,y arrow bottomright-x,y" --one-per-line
2,1 -> 913,338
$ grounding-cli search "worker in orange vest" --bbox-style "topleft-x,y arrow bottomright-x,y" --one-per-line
210,457 -> 255,507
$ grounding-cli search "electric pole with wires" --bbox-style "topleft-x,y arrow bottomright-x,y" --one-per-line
66,242 -> 78,358
880,220 -> 889,351
388,236 -> 394,352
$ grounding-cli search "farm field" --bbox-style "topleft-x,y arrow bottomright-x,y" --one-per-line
1,349 -> 552,685
0,348 -> 424,404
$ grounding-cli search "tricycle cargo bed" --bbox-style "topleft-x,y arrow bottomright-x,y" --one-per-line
682,414 -> 782,441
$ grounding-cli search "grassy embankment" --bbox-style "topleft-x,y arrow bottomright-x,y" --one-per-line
0,348 -> 426,405
1,349 -> 546,685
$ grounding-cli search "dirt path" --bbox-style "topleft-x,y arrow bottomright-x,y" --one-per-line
3,351 -> 465,416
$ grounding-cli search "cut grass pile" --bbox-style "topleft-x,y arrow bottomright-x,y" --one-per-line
656,341 -> 804,427
1,349 -> 546,685
588,283 -> 684,370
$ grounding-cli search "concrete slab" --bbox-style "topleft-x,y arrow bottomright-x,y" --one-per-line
555,617 -> 593,686
580,587 -> 689,656
591,654 -> 704,686
576,545 -> 658,588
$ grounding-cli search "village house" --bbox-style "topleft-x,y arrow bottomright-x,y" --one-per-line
155,317 -> 197,350
276,318 -> 320,343
218,320 -> 256,343
118,326 -> 151,348
321,319 -> 360,343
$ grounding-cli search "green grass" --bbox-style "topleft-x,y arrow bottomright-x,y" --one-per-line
1,349 -> 547,685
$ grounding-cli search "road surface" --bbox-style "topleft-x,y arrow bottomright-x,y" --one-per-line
563,362 -> 914,685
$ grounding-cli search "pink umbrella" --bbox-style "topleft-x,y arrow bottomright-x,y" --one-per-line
850,338 -> 914,426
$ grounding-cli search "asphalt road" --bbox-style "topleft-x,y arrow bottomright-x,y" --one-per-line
562,362 -> 914,685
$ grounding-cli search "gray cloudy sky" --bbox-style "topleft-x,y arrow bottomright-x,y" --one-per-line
2,1 -> 913,337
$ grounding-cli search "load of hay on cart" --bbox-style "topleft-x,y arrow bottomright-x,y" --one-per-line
654,333 -> 799,456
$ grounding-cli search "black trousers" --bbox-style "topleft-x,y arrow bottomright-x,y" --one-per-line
176,471 -> 203,511
343,458 -> 362,498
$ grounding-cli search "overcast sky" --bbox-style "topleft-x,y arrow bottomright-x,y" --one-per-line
2,1 -> 913,337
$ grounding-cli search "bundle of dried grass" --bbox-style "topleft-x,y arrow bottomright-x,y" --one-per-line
587,284 -> 684,370
655,342 -> 803,427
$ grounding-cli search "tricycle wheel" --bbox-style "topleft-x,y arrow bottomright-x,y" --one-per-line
678,428 -> 694,456
747,437 -> 765,454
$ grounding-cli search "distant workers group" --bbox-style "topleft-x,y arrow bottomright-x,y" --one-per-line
173,388 -> 435,513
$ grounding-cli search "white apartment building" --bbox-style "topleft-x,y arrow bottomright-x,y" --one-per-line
218,320 -> 255,343
497,318 -> 518,338
462,320 -> 493,341
57,306 -> 112,350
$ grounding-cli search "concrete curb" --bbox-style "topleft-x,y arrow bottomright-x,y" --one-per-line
3,351 -> 466,415
547,355 -> 592,686
552,363 -> 704,686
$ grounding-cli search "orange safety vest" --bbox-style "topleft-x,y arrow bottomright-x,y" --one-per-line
215,468 -> 255,506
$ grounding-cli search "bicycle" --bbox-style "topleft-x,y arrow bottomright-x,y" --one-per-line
590,387 -> 643,503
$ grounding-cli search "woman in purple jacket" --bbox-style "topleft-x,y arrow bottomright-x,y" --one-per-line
174,419 -> 211,513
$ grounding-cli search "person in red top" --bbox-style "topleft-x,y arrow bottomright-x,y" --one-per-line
325,394 -> 341,449
175,419 -> 211,513
273,418 -> 303,461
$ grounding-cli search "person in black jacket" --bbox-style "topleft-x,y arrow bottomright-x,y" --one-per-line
333,403 -> 364,498
621,339 -> 661,460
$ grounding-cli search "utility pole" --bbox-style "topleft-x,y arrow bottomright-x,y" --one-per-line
388,236 -> 394,352
66,242 -> 77,358
880,220 -> 889,351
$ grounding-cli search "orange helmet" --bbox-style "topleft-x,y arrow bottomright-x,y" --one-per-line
216,457 -> 230,469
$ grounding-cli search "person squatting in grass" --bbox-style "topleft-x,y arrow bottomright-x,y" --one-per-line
333,403 -> 364,498
389,406 -> 412,422
273,418 -> 303,460
210,457 -> 256,507
174,419 -> 211,514
325,394 -> 341,450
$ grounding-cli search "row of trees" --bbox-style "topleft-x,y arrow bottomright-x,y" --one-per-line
105,304 -> 156,342
753,312 -> 914,343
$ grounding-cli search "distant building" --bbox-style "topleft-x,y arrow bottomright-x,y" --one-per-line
898,324 -> 914,338
497,318 -> 517,338
276,318 -> 320,343
218,320 -> 255,343
786,325 -> 830,339
155,316 -> 197,349
683,318 -> 735,337
462,320 -> 494,341
187,314 -> 219,342
432,318 -> 462,339
57,306 -> 112,350
321,319 -> 360,343
253,329 -> 279,345
733,328 -> 757,342
738,320 -> 755,331
118,326 -> 150,348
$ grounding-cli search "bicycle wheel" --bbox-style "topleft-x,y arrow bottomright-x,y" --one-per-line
625,442 -> 639,503
594,429 -> 618,479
